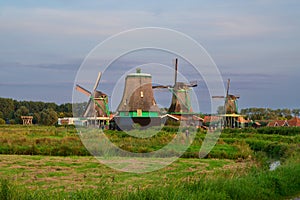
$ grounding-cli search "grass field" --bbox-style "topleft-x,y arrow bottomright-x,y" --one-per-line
0,155 -> 245,192
0,125 -> 300,199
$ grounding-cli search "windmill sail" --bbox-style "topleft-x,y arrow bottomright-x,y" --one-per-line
75,72 -> 109,118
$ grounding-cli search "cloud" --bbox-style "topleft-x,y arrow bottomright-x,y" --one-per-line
0,61 -> 80,72
0,6 -> 290,39
0,81 -> 73,87
0,1 -> 299,109
0,7 -> 151,37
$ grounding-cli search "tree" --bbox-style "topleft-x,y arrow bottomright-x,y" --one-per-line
39,109 -> 58,126
217,105 -> 225,114
72,102 -> 87,117
0,98 -> 14,120
14,106 -> 30,124
33,112 -> 41,124
292,109 -> 300,117
281,108 -> 292,119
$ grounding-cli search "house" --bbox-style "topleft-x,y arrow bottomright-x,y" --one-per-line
203,116 -> 222,125
203,115 -> 258,129
203,116 -> 223,128
252,121 -> 261,128
267,117 -> 300,127
287,117 -> 300,127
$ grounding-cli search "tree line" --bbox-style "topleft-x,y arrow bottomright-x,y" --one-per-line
0,97 -> 74,125
1,97 -> 299,125
240,108 -> 300,121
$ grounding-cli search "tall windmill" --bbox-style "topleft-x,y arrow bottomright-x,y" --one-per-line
115,68 -> 161,130
75,72 -> 110,120
212,79 -> 240,114
153,58 -> 197,114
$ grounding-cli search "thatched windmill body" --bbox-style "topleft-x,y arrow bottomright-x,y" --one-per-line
75,72 -> 110,126
115,68 -> 161,130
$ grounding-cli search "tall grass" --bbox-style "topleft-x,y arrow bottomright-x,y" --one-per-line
1,160 -> 299,200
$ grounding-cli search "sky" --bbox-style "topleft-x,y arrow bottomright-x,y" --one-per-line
0,0 -> 299,113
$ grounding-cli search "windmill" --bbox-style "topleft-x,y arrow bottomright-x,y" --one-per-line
212,79 -> 240,114
75,72 -> 110,125
115,68 -> 161,130
152,58 -> 197,114
212,79 -> 241,128
153,58 -> 201,127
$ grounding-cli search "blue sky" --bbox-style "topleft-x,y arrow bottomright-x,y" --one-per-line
0,0 -> 299,112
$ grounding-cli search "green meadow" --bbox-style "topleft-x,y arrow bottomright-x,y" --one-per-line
0,125 -> 300,199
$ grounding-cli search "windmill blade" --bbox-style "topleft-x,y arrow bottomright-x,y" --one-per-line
174,58 -> 178,86
75,84 -> 91,97
92,72 -> 102,92
212,96 -> 225,98
83,98 -> 93,117
152,85 -> 171,89
187,81 -> 197,87
226,79 -> 230,98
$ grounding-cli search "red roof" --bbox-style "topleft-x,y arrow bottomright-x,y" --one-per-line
287,117 -> 300,127
203,116 -> 222,123
192,115 -> 204,121
267,118 -> 300,127
237,116 -> 250,123
267,120 -> 287,127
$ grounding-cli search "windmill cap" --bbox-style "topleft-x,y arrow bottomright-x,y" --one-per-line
127,69 -> 151,78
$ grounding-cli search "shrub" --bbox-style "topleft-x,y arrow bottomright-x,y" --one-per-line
257,127 -> 300,136
9,119 -> 16,124
0,118 -> 5,125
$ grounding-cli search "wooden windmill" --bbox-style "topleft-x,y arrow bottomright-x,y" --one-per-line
152,58 -> 201,127
115,68 -> 161,130
152,58 -> 197,114
75,72 -> 110,125
212,79 -> 240,114
212,79 -> 241,128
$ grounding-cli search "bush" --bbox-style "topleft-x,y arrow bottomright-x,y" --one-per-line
9,119 -> 16,124
0,118 -> 5,125
257,127 -> 300,136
